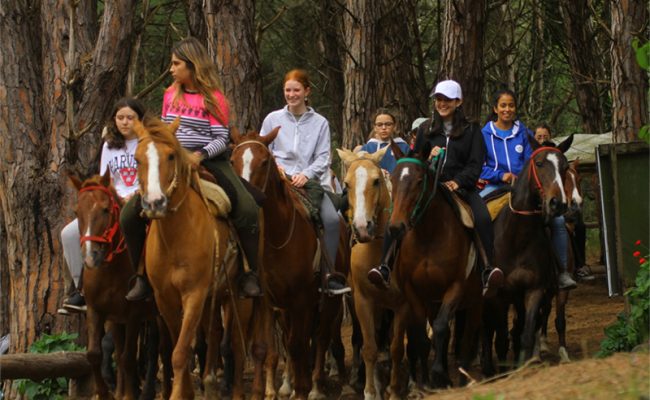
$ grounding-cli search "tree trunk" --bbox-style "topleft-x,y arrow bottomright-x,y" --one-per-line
610,0 -> 648,142
559,0 -> 604,135
0,351 -> 91,380
0,0 -> 136,353
184,0 -> 207,44
204,0 -> 262,133
437,0 -> 486,122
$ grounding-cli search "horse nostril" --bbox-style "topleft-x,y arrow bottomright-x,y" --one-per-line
367,221 -> 375,236
549,197 -> 558,211
154,197 -> 167,210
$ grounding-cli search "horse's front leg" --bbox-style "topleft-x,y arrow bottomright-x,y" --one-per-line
388,303 -> 410,400
309,296 -> 342,400
429,282 -> 463,389
86,309 -> 111,400
519,288 -> 545,364
120,318 -> 141,400
354,294 -> 380,400
457,281 -> 482,386
556,289 -> 570,362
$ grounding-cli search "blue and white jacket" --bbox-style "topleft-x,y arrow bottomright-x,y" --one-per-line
359,137 -> 410,173
479,120 -> 534,183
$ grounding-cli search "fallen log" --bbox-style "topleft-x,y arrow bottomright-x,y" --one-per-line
0,351 -> 91,380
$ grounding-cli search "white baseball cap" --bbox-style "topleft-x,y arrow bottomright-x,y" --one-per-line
411,117 -> 428,131
430,80 -> 462,99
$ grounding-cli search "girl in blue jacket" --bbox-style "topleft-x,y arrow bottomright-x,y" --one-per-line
478,89 -> 533,197
358,108 -> 410,173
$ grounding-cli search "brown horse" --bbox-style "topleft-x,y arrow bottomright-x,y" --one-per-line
71,172 -> 167,400
387,142 -> 482,392
337,147 -> 430,399
481,137 -> 573,374
133,118 -> 253,400
230,129 -> 349,400
539,159 -> 583,363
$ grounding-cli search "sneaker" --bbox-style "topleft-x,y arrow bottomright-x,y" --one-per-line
57,308 -> 71,316
325,276 -> 351,296
575,266 -> 595,281
368,264 -> 390,290
558,271 -> 577,290
63,292 -> 87,312
125,275 -> 153,301
239,272 -> 263,298
482,268 -> 504,298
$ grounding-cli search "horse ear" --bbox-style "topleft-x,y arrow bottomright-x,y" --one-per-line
527,132 -> 541,151
260,126 -> 280,147
370,145 -> 389,165
416,140 -> 432,162
230,126 -> 242,145
100,168 -> 111,187
336,148 -> 358,167
133,120 -> 148,140
169,117 -> 181,134
556,134 -> 574,154
68,173 -> 83,192
390,139 -> 405,160
571,158 -> 580,169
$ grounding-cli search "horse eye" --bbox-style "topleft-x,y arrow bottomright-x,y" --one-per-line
103,207 -> 110,214
535,161 -> 543,167
372,179 -> 380,187
168,154 -> 175,161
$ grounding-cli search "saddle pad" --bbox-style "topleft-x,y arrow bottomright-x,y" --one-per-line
486,192 -> 510,220
198,178 -> 231,217
446,189 -> 474,229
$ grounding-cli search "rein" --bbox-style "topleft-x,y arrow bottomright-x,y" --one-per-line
509,146 -> 561,216
395,157 -> 439,228
78,185 -> 126,262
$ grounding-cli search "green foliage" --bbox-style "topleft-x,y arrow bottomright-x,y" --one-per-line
598,244 -> 650,357
16,332 -> 85,400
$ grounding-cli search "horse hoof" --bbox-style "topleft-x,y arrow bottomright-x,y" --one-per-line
558,347 -> 571,363
203,374 -> 218,398
278,383 -> 292,398
307,389 -> 326,400
539,337 -> 550,354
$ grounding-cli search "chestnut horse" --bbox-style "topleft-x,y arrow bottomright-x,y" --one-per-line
337,147 -> 430,399
133,118 -> 253,399
539,159 -> 583,363
230,129 -> 349,400
387,142 -> 482,393
481,137 -> 573,375
71,172 -> 167,400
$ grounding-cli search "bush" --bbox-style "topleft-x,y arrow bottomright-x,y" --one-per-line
16,332 -> 85,400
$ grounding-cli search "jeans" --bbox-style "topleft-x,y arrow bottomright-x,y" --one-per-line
551,216 -> 569,271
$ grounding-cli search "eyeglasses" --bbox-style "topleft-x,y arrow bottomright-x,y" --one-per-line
374,122 -> 395,128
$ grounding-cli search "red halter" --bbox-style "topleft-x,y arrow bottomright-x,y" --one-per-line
78,185 -> 126,262
509,146 -> 562,216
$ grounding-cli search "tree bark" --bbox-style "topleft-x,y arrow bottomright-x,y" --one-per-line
0,351 -> 91,380
184,0 -> 207,44
559,0 -> 604,135
0,0 -> 136,353
204,0 -> 262,133
610,0 -> 648,142
438,0 -> 487,122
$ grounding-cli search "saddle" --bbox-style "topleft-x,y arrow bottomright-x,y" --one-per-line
439,185 -> 474,229
197,178 -> 231,217
483,188 -> 511,220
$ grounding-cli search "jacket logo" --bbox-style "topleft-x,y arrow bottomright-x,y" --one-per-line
515,144 -> 524,153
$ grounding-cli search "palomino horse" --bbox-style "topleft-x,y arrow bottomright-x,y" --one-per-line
539,158 -> 583,363
481,137 -> 573,374
71,172 -> 167,400
387,142 -> 482,392
133,118 -> 253,399
337,147 -> 430,399
230,129 -> 349,400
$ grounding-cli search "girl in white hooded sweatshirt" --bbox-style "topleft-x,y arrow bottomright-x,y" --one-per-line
260,69 -> 350,295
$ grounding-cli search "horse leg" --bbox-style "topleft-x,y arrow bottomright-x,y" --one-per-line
120,318 -> 140,400
201,295 -> 223,399
230,299 -> 253,400
539,293 -> 552,356
264,313 -> 280,400
406,322 -> 430,390
141,320 -> 160,400
349,300 -> 364,392
519,289 -> 545,364
388,304 -> 409,400
457,299 -> 482,387
353,295 -> 380,400
510,301 -> 525,363
480,299 -> 497,377
86,309 -> 110,400
430,285 -> 462,389
101,329 -> 116,392
111,322 -> 126,399
157,316 -> 173,400
309,296 -> 342,400
556,290 -> 570,362
251,298 -> 270,400
288,308 -> 313,399
494,303 -> 510,373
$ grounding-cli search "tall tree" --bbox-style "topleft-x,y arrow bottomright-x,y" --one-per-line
559,0 -> 604,135
204,0 -> 262,133
610,0 -> 648,142
184,0 -> 207,44
437,0 -> 486,121
0,0 -> 137,352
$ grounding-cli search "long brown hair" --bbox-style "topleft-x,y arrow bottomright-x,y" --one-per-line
170,37 -> 229,126
105,97 -> 147,149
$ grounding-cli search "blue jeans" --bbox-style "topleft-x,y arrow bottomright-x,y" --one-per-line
479,183 -> 506,198
551,216 -> 568,271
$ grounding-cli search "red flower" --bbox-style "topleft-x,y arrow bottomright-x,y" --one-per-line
636,240 -> 642,246
633,251 -> 641,257
639,258 -> 647,264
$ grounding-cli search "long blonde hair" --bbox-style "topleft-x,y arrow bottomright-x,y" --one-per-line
171,37 -> 229,126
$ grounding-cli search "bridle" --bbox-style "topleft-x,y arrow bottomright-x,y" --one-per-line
393,157 -> 438,228
346,158 -> 390,241
233,140 -> 273,192
78,185 -> 126,263
509,146 -> 562,216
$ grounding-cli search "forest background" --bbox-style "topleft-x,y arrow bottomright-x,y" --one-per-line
0,0 -> 647,352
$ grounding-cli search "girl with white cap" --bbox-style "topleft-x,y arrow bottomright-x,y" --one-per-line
368,79 -> 504,297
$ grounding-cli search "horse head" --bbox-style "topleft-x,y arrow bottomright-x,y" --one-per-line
70,171 -> 123,268
230,126 -> 281,191
387,140 -> 433,239
564,159 -> 583,220
133,117 -> 194,219
517,134 -> 573,222
337,146 -> 389,242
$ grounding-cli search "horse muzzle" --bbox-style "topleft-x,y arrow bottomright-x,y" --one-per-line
353,220 -> 376,243
545,196 -> 567,219
141,195 -> 168,219
82,246 -> 107,269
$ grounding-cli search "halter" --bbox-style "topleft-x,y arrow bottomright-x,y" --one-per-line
509,146 -> 562,216
78,185 -> 126,262
233,140 -> 273,192
395,157 -> 437,227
